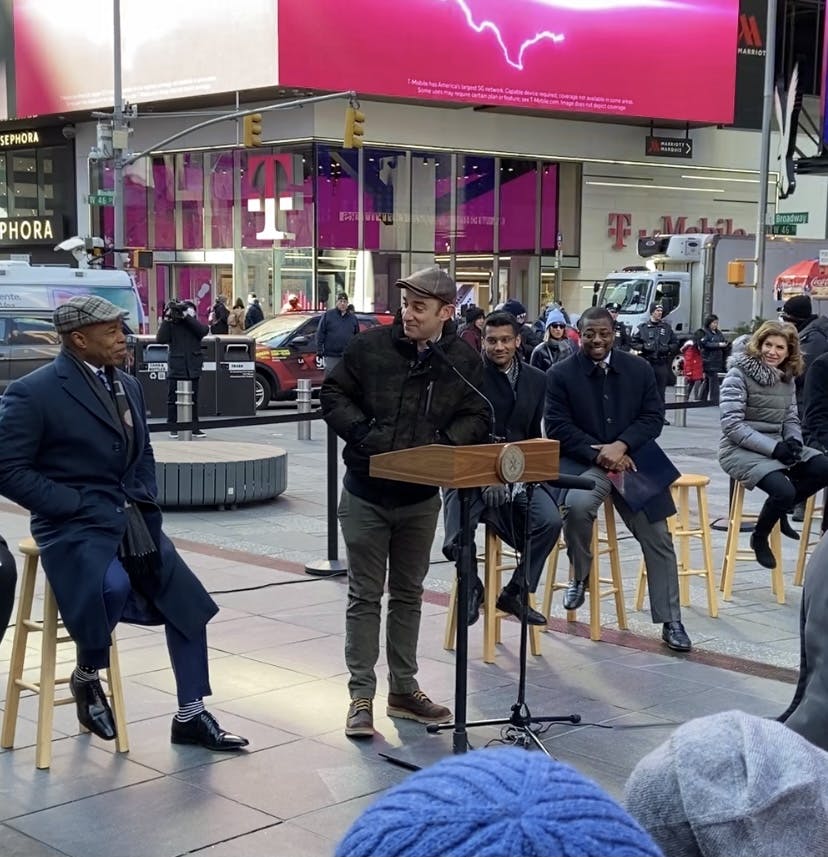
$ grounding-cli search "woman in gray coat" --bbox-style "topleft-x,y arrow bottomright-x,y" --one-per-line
719,321 -> 828,569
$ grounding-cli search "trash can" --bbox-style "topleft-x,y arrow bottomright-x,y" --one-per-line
126,335 -> 169,418
198,336 -> 218,418
216,337 -> 256,417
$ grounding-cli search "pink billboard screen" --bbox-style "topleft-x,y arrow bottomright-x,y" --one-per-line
279,0 -> 739,124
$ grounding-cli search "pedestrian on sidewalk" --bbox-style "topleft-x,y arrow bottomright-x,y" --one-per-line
321,267 -> 490,740
544,306 -> 692,653
0,296 -> 249,752
317,292 -> 359,376
698,314 -> 727,404
719,320 -> 828,569
227,297 -> 246,334
680,336 -> 704,400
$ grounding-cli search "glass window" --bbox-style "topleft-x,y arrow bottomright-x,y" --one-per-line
10,152 -> 37,216
456,155 -> 495,253
8,315 -> 59,345
152,156 -> 176,250
242,147 -> 314,249
124,159 -> 148,248
409,153 -> 452,253
315,144 -> 359,249
540,163 -> 559,252
0,155 -> 7,217
206,152 -> 234,249
363,148 -> 409,252
499,159 -> 537,253
178,152 -> 204,250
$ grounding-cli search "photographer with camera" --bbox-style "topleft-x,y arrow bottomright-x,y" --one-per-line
157,300 -> 208,438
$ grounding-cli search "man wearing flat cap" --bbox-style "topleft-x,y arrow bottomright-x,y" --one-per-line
0,295 -> 248,752
321,267 -> 490,739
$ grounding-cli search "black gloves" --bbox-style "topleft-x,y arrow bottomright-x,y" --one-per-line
772,441 -> 800,467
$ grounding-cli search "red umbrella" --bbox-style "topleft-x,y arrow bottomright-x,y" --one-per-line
775,259 -> 828,299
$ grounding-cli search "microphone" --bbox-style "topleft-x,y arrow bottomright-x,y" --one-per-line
546,473 -> 596,491
426,339 -> 497,443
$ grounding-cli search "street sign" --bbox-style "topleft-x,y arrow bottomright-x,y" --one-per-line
774,212 -> 809,225
770,224 -> 797,235
645,135 -> 693,159
87,190 -> 115,206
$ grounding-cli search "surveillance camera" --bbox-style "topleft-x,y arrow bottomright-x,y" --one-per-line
55,236 -> 86,253
62,124 -> 76,140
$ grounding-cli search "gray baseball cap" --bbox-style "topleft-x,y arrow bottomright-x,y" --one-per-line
395,267 -> 456,304
53,295 -> 128,334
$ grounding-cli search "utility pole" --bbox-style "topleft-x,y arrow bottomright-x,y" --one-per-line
111,0 -> 129,270
753,0 -> 778,322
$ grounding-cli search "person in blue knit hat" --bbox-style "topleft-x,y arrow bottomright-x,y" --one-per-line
335,747 -> 663,857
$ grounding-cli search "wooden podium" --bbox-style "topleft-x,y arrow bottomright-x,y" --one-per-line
371,439 -> 560,760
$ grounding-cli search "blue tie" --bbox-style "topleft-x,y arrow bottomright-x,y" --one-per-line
96,368 -> 112,394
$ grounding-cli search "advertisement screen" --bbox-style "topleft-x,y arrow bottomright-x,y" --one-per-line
11,0 -> 277,118
279,0 -> 739,124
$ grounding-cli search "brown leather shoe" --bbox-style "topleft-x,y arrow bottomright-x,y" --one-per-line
345,698 -> 374,738
387,691 -> 451,724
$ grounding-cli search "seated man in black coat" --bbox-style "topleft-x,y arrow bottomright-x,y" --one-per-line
544,307 -> 691,652
443,312 -> 561,626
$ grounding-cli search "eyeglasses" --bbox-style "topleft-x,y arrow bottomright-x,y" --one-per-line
549,323 -> 566,329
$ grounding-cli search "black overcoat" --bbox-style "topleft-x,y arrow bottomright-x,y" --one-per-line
544,348 -> 675,521
0,351 -> 218,650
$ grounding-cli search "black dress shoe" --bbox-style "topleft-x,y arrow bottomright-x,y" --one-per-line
171,710 -> 249,751
750,531 -> 777,569
495,590 -> 547,626
563,579 -> 587,610
69,673 -> 117,741
467,577 -> 485,627
662,621 -> 692,652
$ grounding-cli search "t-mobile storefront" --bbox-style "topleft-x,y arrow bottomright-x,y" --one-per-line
88,142 -> 566,325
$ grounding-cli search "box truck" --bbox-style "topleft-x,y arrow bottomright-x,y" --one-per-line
593,234 -> 828,336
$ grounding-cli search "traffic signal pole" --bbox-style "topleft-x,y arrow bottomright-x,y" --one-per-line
753,0 -> 778,322
112,0 -> 125,269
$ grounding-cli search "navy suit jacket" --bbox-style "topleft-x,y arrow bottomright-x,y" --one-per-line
544,348 -> 675,521
0,350 -> 217,650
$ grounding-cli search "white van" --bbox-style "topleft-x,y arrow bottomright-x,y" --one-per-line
0,261 -> 145,392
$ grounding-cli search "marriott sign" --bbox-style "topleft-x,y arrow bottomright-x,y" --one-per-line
607,212 -> 750,250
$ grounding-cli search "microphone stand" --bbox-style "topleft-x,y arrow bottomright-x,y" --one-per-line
428,481 -> 580,755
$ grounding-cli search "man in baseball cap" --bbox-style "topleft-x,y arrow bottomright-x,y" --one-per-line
0,296 -> 249,753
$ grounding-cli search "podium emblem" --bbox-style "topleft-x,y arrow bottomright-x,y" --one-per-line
497,443 -> 526,483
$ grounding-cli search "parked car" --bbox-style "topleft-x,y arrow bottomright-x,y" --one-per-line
250,310 -> 394,408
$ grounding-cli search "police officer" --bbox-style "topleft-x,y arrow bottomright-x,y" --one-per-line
606,302 -> 631,352
633,303 -> 678,414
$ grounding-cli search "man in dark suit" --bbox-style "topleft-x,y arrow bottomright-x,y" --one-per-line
443,311 -> 561,626
157,300 -> 208,438
0,296 -> 248,750
544,306 -> 691,652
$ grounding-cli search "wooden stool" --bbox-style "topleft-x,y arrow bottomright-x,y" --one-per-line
635,474 -> 718,618
719,482 -> 784,603
1,538 -> 129,769
794,493 -> 824,587
541,497 -> 628,641
444,527 -> 543,664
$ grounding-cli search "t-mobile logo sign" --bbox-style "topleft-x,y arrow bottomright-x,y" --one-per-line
246,153 -> 304,241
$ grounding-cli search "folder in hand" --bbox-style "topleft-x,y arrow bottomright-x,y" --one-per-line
607,440 -> 680,512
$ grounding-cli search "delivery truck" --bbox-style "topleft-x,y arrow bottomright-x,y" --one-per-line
593,234 -> 828,335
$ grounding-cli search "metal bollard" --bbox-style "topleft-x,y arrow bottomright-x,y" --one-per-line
176,379 -> 193,441
673,374 -> 687,428
297,378 -> 312,440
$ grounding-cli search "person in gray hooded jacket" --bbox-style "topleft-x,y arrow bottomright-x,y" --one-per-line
718,320 -> 828,569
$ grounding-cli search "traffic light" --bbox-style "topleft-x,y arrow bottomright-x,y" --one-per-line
128,249 -> 154,269
243,113 -> 263,148
344,106 -> 365,149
